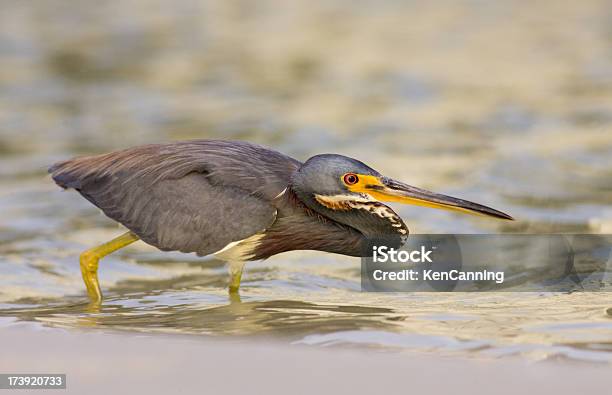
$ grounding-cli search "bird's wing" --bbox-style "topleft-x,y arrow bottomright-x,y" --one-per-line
49,140 -> 302,256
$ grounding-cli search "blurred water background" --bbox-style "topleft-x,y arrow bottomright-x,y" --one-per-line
0,0 -> 611,363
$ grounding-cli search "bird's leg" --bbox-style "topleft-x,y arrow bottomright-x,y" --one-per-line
228,261 -> 246,294
79,231 -> 139,302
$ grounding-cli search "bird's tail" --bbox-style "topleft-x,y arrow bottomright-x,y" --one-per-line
48,154 -> 108,190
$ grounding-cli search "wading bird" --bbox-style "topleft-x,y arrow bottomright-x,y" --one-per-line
50,140 -> 512,302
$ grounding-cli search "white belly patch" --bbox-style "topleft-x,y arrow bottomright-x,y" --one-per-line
213,233 -> 265,261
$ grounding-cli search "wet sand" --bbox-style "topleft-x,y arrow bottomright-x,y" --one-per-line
0,326 -> 609,395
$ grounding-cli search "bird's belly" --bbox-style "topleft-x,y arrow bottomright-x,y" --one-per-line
213,233 -> 264,261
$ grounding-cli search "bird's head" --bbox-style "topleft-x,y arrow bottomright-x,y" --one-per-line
291,154 -> 513,226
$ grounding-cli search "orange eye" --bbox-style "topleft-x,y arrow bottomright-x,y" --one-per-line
343,173 -> 359,185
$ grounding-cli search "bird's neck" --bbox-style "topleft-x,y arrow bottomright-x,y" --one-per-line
344,201 -> 409,238
292,188 -> 409,239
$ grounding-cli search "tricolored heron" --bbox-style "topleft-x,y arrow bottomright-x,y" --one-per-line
49,140 -> 512,302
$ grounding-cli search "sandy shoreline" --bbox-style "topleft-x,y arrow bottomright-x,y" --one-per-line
0,326 -> 609,394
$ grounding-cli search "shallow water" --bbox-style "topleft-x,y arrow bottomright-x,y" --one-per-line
1,0 -> 612,363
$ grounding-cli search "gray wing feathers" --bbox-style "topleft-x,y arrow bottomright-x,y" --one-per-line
49,140 -> 298,256
49,140 -> 301,199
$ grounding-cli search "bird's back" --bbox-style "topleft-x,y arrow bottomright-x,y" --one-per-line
50,140 -> 301,199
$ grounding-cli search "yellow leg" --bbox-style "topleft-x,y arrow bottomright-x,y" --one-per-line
79,231 -> 139,302
228,261 -> 246,294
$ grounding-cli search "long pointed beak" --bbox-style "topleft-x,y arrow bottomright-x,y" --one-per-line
366,177 -> 513,220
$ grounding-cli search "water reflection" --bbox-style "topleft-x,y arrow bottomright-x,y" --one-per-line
2,288 -> 611,362
0,295 -> 400,339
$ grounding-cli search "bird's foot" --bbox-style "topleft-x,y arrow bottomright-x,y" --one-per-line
80,250 -> 103,302
77,231 -> 139,303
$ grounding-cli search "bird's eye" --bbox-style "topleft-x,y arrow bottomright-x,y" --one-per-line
343,173 -> 359,185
